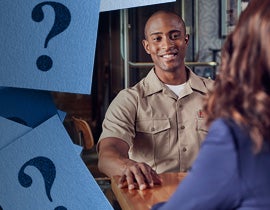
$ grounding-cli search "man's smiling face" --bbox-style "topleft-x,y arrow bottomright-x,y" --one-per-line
142,11 -> 189,73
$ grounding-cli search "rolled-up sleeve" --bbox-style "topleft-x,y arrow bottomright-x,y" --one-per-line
98,89 -> 138,147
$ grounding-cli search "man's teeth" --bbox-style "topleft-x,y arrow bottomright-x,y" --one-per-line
163,54 -> 174,58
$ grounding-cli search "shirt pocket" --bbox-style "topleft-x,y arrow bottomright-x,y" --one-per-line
136,118 -> 170,134
131,119 -> 171,161
196,118 -> 208,143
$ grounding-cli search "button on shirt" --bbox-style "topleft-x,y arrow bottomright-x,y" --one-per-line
98,67 -> 214,173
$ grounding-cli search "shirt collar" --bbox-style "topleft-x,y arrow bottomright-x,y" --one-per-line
143,68 -> 164,97
143,67 -> 209,97
187,67 -> 209,94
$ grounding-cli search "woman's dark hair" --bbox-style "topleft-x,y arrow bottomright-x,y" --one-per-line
204,0 -> 270,152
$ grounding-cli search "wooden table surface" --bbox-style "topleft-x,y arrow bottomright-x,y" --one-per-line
111,172 -> 187,210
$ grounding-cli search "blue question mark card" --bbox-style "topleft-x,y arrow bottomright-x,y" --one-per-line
0,115 -> 113,210
100,0 -> 176,12
0,116 -> 31,150
0,0 -> 100,94
0,114 -> 82,156
0,87 -> 58,128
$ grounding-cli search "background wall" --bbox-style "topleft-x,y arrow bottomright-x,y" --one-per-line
198,0 -> 223,62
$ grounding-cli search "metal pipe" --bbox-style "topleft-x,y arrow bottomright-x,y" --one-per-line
195,0 -> 199,57
181,0 -> 185,21
123,9 -> 130,88
128,61 -> 217,68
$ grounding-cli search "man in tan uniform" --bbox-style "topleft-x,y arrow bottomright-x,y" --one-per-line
97,10 -> 214,190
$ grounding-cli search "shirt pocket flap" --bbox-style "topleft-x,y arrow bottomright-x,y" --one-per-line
136,119 -> 170,134
197,118 -> 208,132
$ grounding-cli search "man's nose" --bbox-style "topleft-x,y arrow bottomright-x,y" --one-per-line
161,36 -> 173,49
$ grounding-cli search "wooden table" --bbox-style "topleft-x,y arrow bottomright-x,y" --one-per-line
111,173 -> 187,210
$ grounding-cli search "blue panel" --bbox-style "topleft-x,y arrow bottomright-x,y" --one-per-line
0,87 -> 58,127
0,115 -> 113,210
0,0 -> 100,94
100,0 -> 176,12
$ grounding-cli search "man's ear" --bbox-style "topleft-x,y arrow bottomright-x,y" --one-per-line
142,39 -> 150,54
185,34 -> 190,45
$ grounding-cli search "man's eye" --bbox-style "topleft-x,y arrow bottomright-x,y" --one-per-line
170,33 -> 181,40
152,36 -> 162,41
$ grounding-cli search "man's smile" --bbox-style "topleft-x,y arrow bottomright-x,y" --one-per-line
159,51 -> 178,61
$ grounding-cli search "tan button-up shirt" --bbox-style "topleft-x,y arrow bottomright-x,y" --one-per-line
98,68 -> 214,173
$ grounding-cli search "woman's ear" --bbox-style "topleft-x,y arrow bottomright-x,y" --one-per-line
142,39 -> 150,54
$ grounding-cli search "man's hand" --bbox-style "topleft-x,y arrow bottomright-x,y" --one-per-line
118,161 -> 162,190
98,138 -> 162,190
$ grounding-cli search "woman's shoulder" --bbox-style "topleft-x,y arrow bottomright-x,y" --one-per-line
206,118 -> 240,143
209,118 -> 232,133
210,118 -> 241,132
207,118 -> 249,147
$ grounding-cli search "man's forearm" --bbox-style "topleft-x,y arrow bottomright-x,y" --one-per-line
97,137 -> 130,177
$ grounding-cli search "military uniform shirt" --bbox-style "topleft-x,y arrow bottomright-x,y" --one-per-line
98,67 -> 214,173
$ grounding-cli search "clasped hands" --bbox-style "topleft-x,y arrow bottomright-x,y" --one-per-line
117,161 -> 162,190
